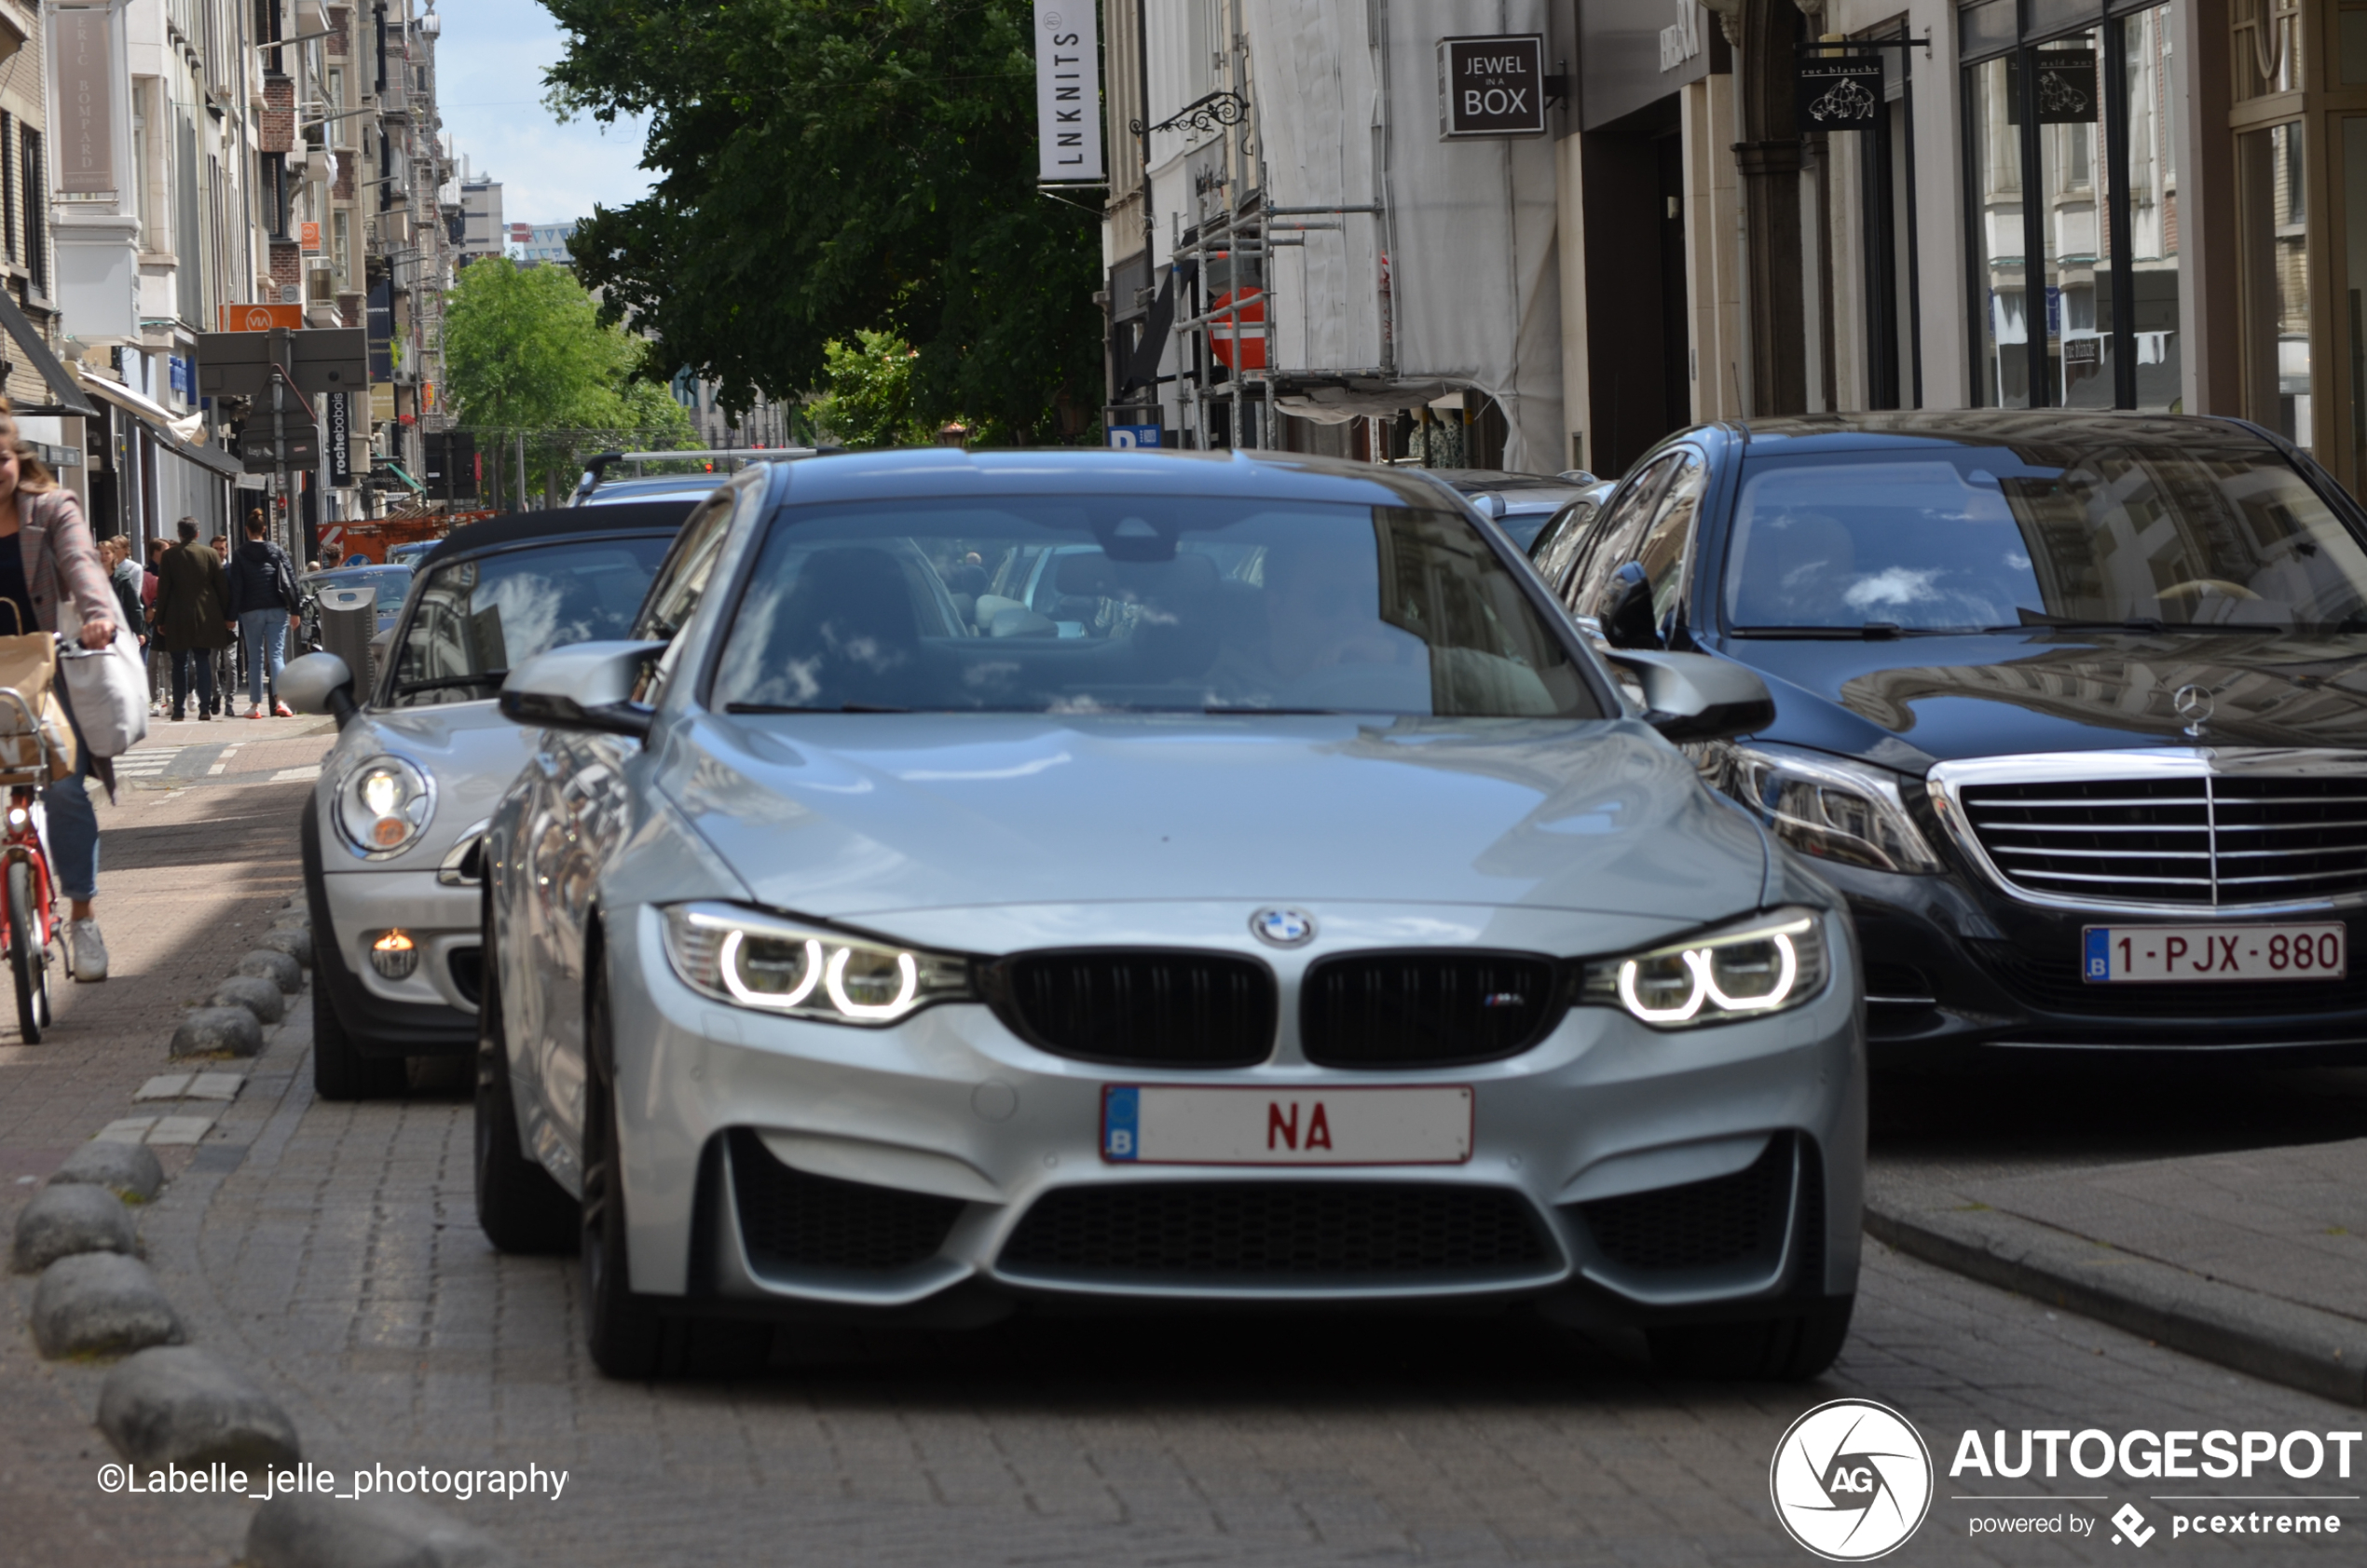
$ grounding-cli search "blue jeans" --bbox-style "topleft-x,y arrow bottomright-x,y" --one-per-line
240,608 -> 289,707
43,683 -> 97,902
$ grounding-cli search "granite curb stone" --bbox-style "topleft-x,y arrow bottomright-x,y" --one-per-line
253,926 -> 312,966
212,972 -> 289,1023
1865,1198 -> 2367,1405
10,1181 -> 136,1272
247,1494 -> 520,1568
237,948 -> 305,994
97,1344 -> 302,1466
170,1005 -> 264,1057
48,1139 -> 165,1201
30,1252 -> 186,1357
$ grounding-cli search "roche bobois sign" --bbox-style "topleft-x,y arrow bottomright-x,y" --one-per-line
1437,34 -> 1547,140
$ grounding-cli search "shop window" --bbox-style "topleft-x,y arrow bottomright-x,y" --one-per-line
2232,0 -> 2305,100
2239,121 -> 2312,443
1965,6 -> 2180,412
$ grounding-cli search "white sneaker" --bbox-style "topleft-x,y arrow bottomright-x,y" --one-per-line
68,918 -> 107,982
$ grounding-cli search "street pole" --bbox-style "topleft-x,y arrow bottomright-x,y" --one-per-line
269,327 -> 294,563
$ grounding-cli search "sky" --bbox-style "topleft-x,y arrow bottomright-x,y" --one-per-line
433,0 -> 655,230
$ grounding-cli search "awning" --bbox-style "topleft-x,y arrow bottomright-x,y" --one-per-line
0,289 -> 94,417
77,371 -> 241,479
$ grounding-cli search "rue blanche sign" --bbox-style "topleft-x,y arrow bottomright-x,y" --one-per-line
1437,34 -> 1548,140
1797,54 -> 1884,131
1033,1 -> 1103,184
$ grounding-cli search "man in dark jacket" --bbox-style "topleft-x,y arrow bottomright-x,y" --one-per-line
153,517 -> 233,722
225,510 -> 298,718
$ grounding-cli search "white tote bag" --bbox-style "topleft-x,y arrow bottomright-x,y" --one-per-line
56,624 -> 150,759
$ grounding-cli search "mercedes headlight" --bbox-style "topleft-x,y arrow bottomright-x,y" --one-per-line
1701,742 -> 1941,874
662,903 -> 974,1027
335,755 -> 433,857
1581,907 -> 1829,1029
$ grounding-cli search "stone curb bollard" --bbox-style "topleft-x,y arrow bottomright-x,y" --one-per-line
10,1182 -> 136,1273
253,926 -> 312,967
211,973 -> 289,1024
237,948 -> 305,995
31,1253 -> 185,1357
247,1494 -> 520,1568
49,1140 -> 165,1202
170,1006 -> 264,1058
98,1345 -> 301,1466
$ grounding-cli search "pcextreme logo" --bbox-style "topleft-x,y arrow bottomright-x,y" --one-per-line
1770,1398 -> 1936,1561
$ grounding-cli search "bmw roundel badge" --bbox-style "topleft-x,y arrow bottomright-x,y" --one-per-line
1250,907 -> 1316,948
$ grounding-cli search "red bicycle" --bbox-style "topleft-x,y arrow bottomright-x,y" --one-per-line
0,686 -> 59,1039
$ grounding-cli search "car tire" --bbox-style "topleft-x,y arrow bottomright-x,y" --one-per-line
581,969 -> 677,1379
1646,1296 -> 1854,1381
311,935 -> 406,1100
473,925 -> 578,1256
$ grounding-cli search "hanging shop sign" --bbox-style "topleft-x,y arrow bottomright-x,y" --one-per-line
2006,49 -> 2100,124
52,5 -> 117,197
1796,55 -> 1884,131
1437,34 -> 1547,139
1033,1 -> 1103,183
326,391 -> 351,484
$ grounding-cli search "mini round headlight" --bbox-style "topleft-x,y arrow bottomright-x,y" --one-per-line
335,755 -> 433,857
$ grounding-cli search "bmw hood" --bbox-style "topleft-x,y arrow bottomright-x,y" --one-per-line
657,713 -> 1772,923
322,700 -> 535,866
1731,630 -> 2367,770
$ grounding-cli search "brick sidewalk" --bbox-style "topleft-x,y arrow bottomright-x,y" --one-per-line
0,729 -> 324,1566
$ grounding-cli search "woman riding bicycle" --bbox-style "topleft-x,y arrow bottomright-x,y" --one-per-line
0,402 -> 120,980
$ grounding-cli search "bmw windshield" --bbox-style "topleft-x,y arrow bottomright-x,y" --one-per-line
711,497 -> 1603,717
1722,445 -> 2367,635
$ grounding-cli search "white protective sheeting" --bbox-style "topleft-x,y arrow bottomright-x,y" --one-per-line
1243,0 -> 1564,470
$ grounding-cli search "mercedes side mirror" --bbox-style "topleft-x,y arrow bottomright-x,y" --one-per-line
1601,649 -> 1775,743
279,651 -> 358,728
499,640 -> 667,741
1602,562 -> 1662,649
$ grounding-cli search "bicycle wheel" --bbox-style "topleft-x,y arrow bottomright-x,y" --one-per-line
7,858 -> 44,1042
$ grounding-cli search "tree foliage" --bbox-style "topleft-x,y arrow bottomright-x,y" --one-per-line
808,330 -> 933,449
442,257 -> 697,503
542,0 -> 1102,442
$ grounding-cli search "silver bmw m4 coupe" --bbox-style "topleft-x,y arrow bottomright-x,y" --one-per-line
474,449 -> 1865,1380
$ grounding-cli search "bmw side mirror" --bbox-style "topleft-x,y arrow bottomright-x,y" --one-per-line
280,650 -> 358,728
1601,649 -> 1775,743
1603,563 -> 1661,649
499,640 -> 667,741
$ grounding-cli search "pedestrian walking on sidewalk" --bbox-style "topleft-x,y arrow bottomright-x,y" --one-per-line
140,536 -> 166,714
225,509 -> 298,718
154,517 -> 232,723
0,403 -> 123,981
99,535 -> 145,648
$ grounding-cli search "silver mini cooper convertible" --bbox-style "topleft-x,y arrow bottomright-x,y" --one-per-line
475,449 -> 1866,1380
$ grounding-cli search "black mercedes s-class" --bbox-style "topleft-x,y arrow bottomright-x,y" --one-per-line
1546,409 -> 2367,1063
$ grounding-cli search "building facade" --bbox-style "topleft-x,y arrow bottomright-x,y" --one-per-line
1100,0 -> 2361,496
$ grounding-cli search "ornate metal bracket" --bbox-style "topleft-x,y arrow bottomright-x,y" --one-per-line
1130,90 -> 1249,139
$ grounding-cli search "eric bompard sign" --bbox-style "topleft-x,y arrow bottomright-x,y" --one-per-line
1034,2 -> 1103,184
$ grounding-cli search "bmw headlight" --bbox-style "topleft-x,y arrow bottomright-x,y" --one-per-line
662,903 -> 974,1027
1701,742 -> 1941,874
335,755 -> 434,857
1581,907 -> 1829,1029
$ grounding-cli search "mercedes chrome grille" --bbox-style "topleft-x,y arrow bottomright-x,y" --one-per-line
1929,750 -> 2367,912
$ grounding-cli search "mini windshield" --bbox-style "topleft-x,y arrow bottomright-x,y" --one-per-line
389,537 -> 671,706
710,498 -> 1601,717
1723,447 -> 2367,634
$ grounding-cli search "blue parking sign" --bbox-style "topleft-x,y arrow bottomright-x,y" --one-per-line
1108,424 -> 1163,449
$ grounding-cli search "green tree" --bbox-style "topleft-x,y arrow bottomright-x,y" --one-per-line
808,330 -> 932,449
542,0 -> 1101,443
442,257 -> 698,504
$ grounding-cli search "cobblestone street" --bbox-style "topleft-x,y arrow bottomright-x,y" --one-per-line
7,731 -> 2367,1567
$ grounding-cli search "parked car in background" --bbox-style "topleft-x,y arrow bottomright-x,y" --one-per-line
298,563 -> 414,650
388,539 -> 442,568
1416,468 -> 1602,552
474,447 -> 1864,1383
286,499 -> 702,1099
1551,410 -> 2367,1064
569,447 -> 823,507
